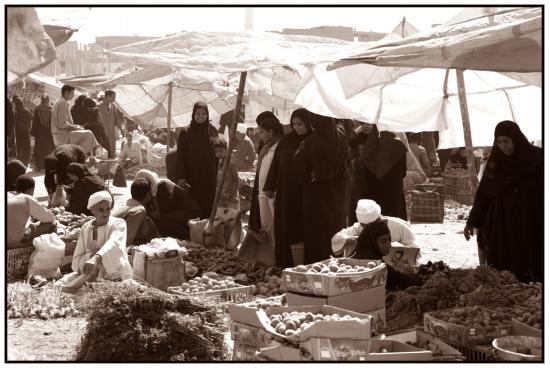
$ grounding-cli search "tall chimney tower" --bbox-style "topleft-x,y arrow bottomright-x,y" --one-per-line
245,8 -> 253,30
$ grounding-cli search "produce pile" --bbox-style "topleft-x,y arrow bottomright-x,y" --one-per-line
268,311 -> 365,337
75,280 -> 227,361
293,259 -> 378,274
444,200 -> 471,222
240,295 -> 286,309
52,207 -> 94,240
181,275 -> 240,294
7,282 -> 80,320
182,242 -> 283,297
428,306 -> 511,328
385,265 -> 540,333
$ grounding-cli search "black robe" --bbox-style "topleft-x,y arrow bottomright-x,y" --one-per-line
467,124 -> 543,282
294,116 -> 349,265
264,133 -> 305,268
154,181 -> 202,239
67,175 -> 106,216
81,105 -> 108,151
364,156 -> 407,220
44,145 -> 86,195
31,105 -> 55,171
347,131 -> 369,223
15,106 -> 32,166
176,121 -> 218,219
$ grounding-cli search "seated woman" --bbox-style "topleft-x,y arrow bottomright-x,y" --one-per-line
63,191 -> 132,292
135,169 -> 201,239
353,219 -> 421,291
66,163 -> 107,216
444,147 -> 468,172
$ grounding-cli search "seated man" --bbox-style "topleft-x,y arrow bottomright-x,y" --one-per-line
232,123 -> 256,172
65,191 -> 133,291
7,175 -> 55,249
332,199 -> 416,257
118,132 -> 143,169
112,179 -> 159,246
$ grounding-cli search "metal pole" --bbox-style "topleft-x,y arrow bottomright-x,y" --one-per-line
456,69 -> 479,191
166,82 -> 173,153
208,71 -> 247,228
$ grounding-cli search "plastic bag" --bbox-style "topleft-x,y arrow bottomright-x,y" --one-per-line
28,233 -> 66,278
113,164 -> 127,187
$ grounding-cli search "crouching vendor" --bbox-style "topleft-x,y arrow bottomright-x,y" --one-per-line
353,219 -> 421,291
60,191 -> 133,292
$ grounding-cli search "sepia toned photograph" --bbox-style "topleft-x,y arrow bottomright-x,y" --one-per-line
4,2 -> 543,364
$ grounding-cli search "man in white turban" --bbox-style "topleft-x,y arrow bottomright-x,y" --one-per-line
332,199 -> 416,257
64,191 -> 132,291
231,123 -> 256,171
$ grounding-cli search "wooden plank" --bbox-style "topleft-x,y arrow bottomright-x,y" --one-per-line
455,69 -> 479,191
208,71 -> 248,228
166,82 -> 173,153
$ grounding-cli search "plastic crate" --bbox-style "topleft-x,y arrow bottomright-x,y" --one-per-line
7,247 -> 34,281
168,284 -> 254,303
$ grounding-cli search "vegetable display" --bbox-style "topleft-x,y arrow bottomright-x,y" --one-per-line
294,259 -> 378,275
7,282 -> 80,319
181,275 -> 240,294
268,311 -> 365,337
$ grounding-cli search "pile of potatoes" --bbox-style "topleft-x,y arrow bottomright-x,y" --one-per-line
52,207 -> 93,228
294,259 -> 378,275
269,311 -> 365,337
181,275 -> 239,293
430,306 -> 511,328
492,306 -> 542,330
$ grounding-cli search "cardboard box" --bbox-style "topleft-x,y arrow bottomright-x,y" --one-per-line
232,342 -> 258,361
382,328 -> 464,361
230,321 -> 278,349
366,340 -> 432,361
282,258 -> 387,297
511,319 -> 542,338
286,285 -> 385,313
228,304 -> 264,328
382,244 -> 420,272
258,305 -> 373,342
300,338 -> 372,361
365,308 -> 386,333
424,308 -> 511,346
259,344 -> 306,361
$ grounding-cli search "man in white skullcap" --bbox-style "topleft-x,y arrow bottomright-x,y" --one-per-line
231,123 -> 256,171
332,199 -> 416,257
68,191 -> 133,288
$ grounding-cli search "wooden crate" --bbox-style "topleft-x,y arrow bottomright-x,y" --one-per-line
132,251 -> 186,291
168,284 -> 254,303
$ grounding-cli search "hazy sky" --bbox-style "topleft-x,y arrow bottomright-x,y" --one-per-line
36,7 -> 463,44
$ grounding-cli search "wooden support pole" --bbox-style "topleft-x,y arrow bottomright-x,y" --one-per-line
456,69 -> 479,191
208,71 -> 248,228
166,82 -> 173,153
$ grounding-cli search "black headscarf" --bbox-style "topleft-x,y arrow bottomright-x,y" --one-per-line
354,219 -> 390,260
190,101 -> 212,141
256,111 -> 278,125
12,95 -> 25,114
7,159 -> 27,191
479,120 -> 542,199
66,163 -> 95,179
362,126 -> 408,179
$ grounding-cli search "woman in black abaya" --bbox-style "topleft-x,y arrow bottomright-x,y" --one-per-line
465,121 -> 543,282
359,126 -> 408,220
294,111 -> 349,264
264,109 -> 312,268
176,102 -> 218,219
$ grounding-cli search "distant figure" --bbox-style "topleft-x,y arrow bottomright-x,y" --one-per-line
445,147 -> 468,171
176,102 -> 218,219
12,95 -> 32,166
98,90 -> 121,158
118,132 -> 143,169
51,85 -> 99,155
31,95 -> 55,171
7,97 -> 17,158
70,94 -> 87,124
232,123 -> 256,172
81,97 -> 108,156
408,133 -> 431,176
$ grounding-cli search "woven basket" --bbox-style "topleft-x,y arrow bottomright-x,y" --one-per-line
411,191 -> 444,223
442,173 -> 472,195
7,246 -> 35,281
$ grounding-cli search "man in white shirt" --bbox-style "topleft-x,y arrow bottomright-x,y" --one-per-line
332,199 -> 416,257
7,175 -> 55,248
51,85 -> 99,155
118,132 -> 143,168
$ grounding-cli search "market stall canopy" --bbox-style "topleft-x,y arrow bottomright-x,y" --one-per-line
294,8 -> 541,148
331,7 -> 541,73
8,72 -> 64,109
105,31 -> 364,73
7,7 -> 57,84
43,24 -> 75,46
